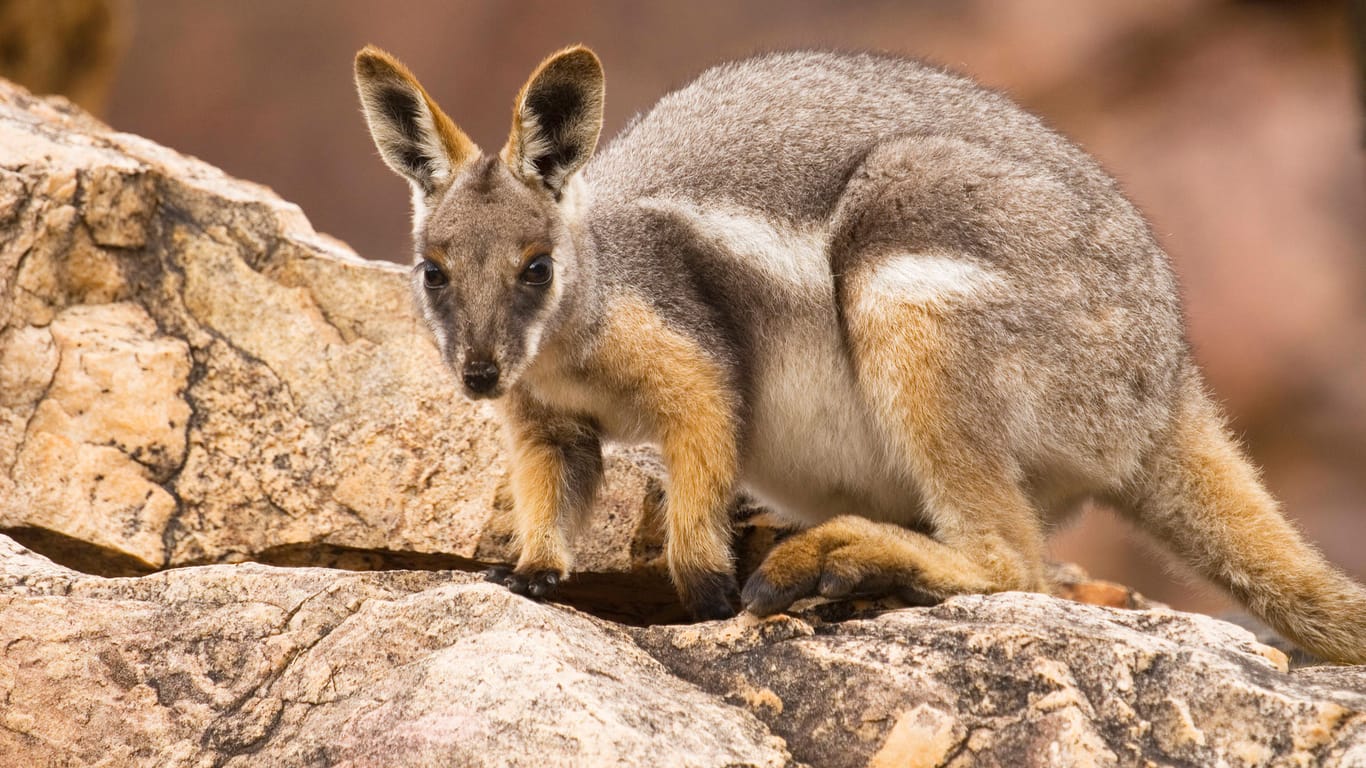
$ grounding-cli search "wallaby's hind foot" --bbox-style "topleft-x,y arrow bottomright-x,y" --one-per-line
742,515 -> 1022,615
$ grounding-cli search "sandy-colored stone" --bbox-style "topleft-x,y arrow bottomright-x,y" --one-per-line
634,594 -> 1366,768
33,303 -> 191,477
4,534 -> 1364,767
0,75 -> 674,596
0,535 -> 791,767
1,303 -> 187,568
0,323 -> 57,408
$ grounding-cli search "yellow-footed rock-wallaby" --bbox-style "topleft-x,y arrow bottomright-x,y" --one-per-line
354,45 -> 1366,663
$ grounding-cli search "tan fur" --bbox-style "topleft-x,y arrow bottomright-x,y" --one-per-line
1116,379 -> 1366,664
587,296 -> 738,600
354,45 -> 478,179
831,268 -> 1046,594
751,516 -> 998,609
499,394 -> 573,576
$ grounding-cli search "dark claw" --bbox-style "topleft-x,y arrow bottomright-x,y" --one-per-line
484,565 -> 513,585
486,566 -> 562,600
505,571 -> 531,595
528,572 -> 559,598
741,569 -> 812,616
683,571 -> 740,621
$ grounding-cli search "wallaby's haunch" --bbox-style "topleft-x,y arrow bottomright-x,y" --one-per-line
355,45 -> 1366,663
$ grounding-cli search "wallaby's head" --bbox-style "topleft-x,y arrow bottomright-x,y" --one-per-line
355,45 -> 604,399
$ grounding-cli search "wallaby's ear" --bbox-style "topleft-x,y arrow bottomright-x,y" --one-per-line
503,46 -> 604,198
355,45 -> 478,196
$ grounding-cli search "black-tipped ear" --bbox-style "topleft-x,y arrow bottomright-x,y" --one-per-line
503,46 -> 604,198
355,45 -> 478,195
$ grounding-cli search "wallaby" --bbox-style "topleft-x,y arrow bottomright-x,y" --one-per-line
354,44 -> 1366,663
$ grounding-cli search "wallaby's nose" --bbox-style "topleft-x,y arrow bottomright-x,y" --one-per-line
462,360 -> 500,395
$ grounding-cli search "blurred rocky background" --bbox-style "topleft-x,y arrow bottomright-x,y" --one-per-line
3,0 -> 1363,617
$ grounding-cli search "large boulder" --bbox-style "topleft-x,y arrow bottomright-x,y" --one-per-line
0,535 -> 791,767
4,536 -> 1365,766
0,77 -> 678,619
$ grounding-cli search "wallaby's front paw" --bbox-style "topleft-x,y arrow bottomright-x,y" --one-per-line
681,571 -> 740,621
485,565 -> 562,599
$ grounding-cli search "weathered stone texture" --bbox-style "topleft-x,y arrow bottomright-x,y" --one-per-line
4,537 -> 1365,767
0,78 -> 667,593
0,536 -> 792,767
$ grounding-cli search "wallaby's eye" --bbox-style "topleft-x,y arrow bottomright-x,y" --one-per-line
422,260 -> 448,290
520,254 -> 553,287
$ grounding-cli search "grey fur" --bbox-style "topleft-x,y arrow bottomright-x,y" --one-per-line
392,48 -> 1184,549
577,51 -> 1183,525
358,48 -> 1366,661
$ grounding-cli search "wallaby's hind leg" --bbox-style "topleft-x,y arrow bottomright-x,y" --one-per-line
744,255 -> 1048,615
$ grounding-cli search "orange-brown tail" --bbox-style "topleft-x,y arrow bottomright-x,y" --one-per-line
1123,380 -> 1366,664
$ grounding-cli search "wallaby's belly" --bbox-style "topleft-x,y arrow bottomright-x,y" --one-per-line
739,306 -> 927,529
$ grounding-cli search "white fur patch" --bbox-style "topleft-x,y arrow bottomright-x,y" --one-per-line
516,110 -> 556,183
741,311 -> 921,528
409,184 -> 429,239
557,173 -> 592,231
859,253 -> 1000,303
637,198 -> 829,291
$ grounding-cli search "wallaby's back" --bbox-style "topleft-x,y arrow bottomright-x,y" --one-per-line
590,52 -> 1115,219
586,51 -> 1185,507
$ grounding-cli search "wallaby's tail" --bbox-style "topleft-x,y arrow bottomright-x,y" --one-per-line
1122,378 -> 1366,664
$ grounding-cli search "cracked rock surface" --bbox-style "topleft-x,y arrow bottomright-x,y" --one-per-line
4,536 -> 1365,767
2,79 -> 1366,767
0,536 -> 791,767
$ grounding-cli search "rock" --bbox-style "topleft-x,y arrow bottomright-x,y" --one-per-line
633,595 -> 1366,767
0,535 -> 791,767
0,76 -> 687,619
3,534 -> 1364,767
